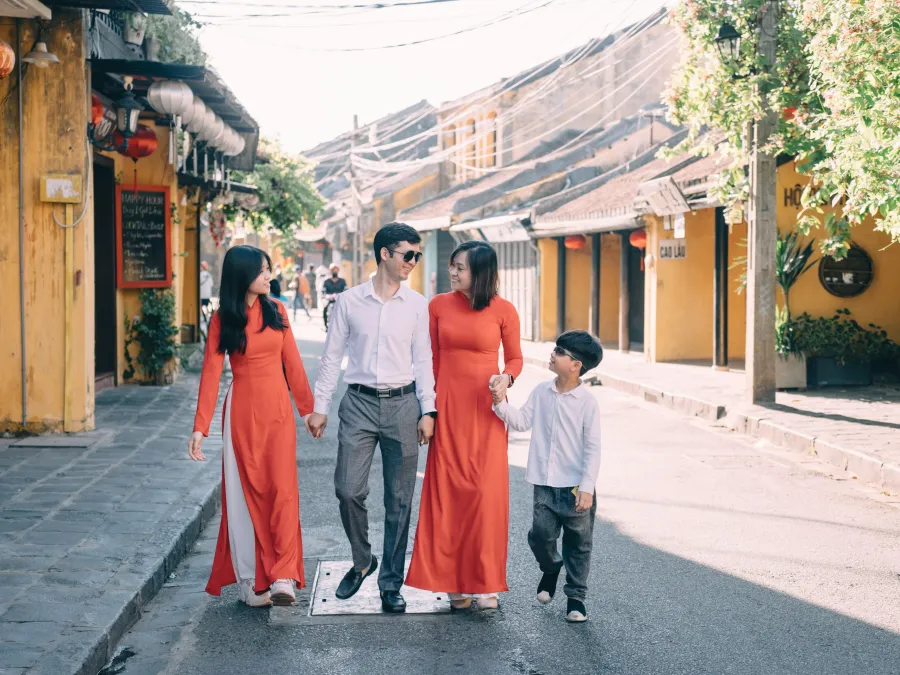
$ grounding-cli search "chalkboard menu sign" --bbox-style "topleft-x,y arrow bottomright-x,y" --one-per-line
115,185 -> 172,288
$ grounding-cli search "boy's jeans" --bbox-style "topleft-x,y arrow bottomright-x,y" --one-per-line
528,485 -> 597,601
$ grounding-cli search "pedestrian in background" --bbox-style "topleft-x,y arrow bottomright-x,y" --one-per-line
290,265 -> 311,320
188,245 -> 314,608
492,330 -> 603,623
305,265 -> 318,309
406,240 -> 523,612
200,261 -> 213,329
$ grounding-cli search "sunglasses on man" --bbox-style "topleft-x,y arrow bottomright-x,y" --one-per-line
388,248 -> 423,264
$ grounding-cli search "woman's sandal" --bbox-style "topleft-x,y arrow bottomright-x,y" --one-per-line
449,594 -> 473,612
475,596 -> 499,611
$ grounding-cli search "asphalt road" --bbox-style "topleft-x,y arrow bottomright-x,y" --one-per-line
104,314 -> 900,675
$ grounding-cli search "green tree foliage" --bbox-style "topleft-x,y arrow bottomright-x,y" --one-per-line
230,139 -> 325,233
146,7 -> 207,66
663,0 -> 900,258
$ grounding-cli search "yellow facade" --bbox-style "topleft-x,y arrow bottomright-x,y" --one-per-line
0,16 -> 93,433
0,15 -> 201,433
101,127 -> 197,384
537,235 -> 622,343
643,161 -> 900,364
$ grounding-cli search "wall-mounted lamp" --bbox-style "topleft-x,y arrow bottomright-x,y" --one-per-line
88,76 -> 144,152
23,22 -> 59,68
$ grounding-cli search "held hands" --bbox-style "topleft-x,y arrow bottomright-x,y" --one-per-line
188,432 -> 206,461
489,374 -> 509,405
575,491 -> 593,512
418,415 -> 435,446
305,412 -> 328,440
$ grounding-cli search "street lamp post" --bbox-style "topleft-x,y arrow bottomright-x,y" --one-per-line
715,4 -> 778,404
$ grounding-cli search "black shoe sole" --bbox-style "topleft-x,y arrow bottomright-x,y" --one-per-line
335,557 -> 378,600
381,602 -> 407,614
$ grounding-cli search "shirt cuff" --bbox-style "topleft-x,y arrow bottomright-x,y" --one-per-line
313,397 -> 331,416
493,401 -> 509,413
578,479 -> 595,495
419,399 -> 437,415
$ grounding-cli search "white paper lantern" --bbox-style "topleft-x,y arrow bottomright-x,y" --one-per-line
185,98 -> 207,133
147,80 -> 194,118
197,110 -> 224,143
225,131 -> 245,157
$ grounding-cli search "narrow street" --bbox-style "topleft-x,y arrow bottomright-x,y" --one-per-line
106,317 -> 900,675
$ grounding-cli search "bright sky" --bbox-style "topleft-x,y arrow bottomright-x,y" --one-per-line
182,0 -> 670,153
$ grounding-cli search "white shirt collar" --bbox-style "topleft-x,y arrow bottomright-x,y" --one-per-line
363,279 -> 408,302
551,379 -> 587,397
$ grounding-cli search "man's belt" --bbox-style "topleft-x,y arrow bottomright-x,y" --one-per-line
349,382 -> 416,399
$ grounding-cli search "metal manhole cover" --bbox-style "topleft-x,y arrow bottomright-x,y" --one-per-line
309,560 -> 450,615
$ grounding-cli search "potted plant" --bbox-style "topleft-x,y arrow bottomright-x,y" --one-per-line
774,230 -> 817,389
775,307 -> 807,389
792,309 -> 900,386
123,12 -> 149,46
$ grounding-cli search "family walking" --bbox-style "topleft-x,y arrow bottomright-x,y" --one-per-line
188,223 -> 604,622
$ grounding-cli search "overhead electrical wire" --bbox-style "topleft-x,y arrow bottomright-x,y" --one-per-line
307,2 -> 660,162
351,19 -> 674,170
351,33 -> 678,175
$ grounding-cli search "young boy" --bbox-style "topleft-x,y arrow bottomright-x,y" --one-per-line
492,330 -> 603,623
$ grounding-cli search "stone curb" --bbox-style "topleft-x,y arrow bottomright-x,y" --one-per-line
522,355 -> 899,493
67,476 -> 222,675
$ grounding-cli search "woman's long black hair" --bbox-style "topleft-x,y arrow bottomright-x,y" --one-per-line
216,245 -> 285,355
450,240 -> 499,311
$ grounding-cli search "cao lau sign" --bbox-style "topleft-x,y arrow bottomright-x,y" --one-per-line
659,238 -> 687,261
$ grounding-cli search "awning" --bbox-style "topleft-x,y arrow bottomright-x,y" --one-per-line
46,0 -> 172,14
449,211 -> 531,233
405,215 -> 450,233
295,226 -> 326,243
530,212 -> 641,238
636,176 -> 690,216
0,0 -> 51,19
91,60 -> 259,171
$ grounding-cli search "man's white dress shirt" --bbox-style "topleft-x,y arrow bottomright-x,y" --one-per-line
493,380 -> 602,494
313,280 -> 436,416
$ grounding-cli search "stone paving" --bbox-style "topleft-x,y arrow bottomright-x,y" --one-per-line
520,340 -> 900,492
0,374 -> 225,675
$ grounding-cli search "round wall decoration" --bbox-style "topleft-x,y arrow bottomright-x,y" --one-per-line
818,243 -> 874,298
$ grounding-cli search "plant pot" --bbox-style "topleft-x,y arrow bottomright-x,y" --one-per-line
807,357 -> 872,387
124,13 -> 148,46
776,353 -> 807,390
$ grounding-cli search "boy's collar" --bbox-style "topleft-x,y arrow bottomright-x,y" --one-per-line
552,378 -> 586,397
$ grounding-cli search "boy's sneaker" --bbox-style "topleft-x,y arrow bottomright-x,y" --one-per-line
566,598 -> 587,623
536,570 -> 560,605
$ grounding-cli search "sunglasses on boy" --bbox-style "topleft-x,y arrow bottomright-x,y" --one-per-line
388,248 -> 423,264
553,345 -> 581,363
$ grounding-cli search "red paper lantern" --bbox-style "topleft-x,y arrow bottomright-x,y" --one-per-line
113,125 -> 158,193
782,107 -> 797,120
564,234 -> 586,250
0,39 -> 15,80
629,229 -> 647,271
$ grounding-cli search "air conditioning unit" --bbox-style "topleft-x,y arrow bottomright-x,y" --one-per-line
0,0 -> 51,19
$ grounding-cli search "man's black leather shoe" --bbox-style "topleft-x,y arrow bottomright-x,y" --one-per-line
335,556 -> 378,600
380,590 -> 406,613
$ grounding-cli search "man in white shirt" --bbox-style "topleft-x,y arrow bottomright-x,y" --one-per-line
306,223 -> 435,614
492,330 -> 603,623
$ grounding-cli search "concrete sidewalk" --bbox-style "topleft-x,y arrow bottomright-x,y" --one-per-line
520,341 -> 900,493
0,374 -> 225,675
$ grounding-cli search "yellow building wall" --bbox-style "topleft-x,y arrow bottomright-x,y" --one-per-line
102,121 -> 186,383
564,244 -> 592,331
538,238 -> 558,341
728,222 -> 748,360
599,234 -> 622,345
649,209 -> 716,362
0,15 -> 94,433
180,201 -> 201,335
777,162 -> 900,341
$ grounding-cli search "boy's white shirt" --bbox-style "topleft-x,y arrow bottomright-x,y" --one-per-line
493,379 -> 602,494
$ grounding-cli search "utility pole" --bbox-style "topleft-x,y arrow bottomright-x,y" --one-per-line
349,114 -> 362,286
745,1 -> 778,403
